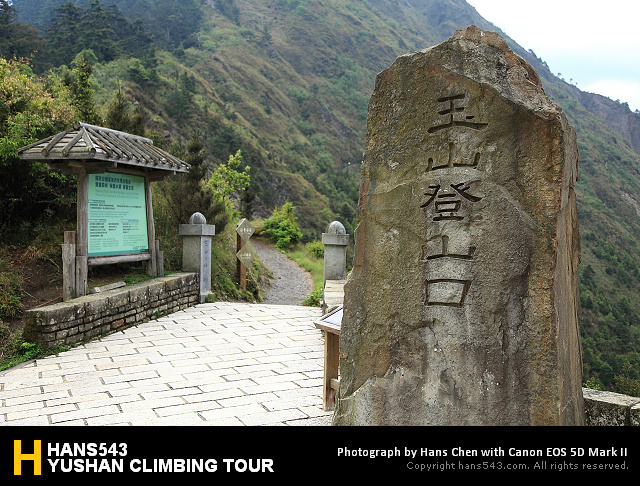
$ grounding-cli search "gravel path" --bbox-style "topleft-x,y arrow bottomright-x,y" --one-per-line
250,238 -> 314,305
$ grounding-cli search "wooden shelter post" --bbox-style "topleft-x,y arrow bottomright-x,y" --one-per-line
75,168 -> 89,297
62,231 -> 76,301
144,174 -> 158,277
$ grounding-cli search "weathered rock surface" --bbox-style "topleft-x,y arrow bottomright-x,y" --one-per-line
333,26 -> 584,426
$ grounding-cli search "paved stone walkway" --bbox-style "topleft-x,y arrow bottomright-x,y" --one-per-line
0,302 -> 333,426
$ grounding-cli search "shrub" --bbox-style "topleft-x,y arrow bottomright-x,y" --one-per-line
16,341 -> 45,360
0,270 -> 22,321
263,202 -> 303,250
305,240 -> 324,259
303,283 -> 323,307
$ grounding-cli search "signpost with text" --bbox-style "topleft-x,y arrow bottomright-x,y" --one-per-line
236,218 -> 255,290
87,173 -> 149,257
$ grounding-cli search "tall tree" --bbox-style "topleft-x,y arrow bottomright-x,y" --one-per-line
59,51 -> 100,124
81,1 -> 119,62
70,51 -> 99,124
0,0 -> 17,27
155,133 -> 230,232
0,56 -> 76,232
165,71 -> 197,122
43,1 -> 84,67
41,0 -> 152,68
104,82 -> 144,135
152,132 -> 232,270
0,0 -> 42,62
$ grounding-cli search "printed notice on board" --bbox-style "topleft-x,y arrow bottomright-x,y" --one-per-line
87,173 -> 149,257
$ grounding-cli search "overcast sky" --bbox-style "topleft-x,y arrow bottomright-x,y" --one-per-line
466,0 -> 640,111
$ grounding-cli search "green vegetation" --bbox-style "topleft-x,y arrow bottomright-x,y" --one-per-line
0,0 -> 639,394
122,271 -> 156,287
208,149 -> 251,209
302,285 -> 324,307
206,222 -> 270,303
262,202 -> 303,250
0,56 -> 77,233
305,240 -> 325,259
69,51 -> 100,124
0,321 -> 70,371
0,255 -> 22,320
282,240 -> 325,307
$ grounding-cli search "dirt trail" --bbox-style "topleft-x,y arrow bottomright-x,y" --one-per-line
249,238 -> 314,305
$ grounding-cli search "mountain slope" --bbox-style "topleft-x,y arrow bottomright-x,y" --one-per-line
10,0 -> 640,390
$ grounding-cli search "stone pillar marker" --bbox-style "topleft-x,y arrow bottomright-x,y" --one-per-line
333,26 -> 584,426
322,221 -> 349,284
179,212 -> 215,303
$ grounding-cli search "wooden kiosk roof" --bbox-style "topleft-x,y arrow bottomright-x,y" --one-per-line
18,122 -> 190,177
17,123 -> 189,297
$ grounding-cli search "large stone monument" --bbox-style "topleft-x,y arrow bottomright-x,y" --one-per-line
333,26 -> 584,426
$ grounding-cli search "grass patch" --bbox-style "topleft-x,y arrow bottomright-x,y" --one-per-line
0,270 -> 22,321
302,283 -> 324,307
283,240 -> 324,306
284,244 -> 323,287
0,323 -> 70,371
0,248 -> 23,321
124,270 -> 159,286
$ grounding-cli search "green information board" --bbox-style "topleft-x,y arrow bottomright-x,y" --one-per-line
87,173 -> 149,257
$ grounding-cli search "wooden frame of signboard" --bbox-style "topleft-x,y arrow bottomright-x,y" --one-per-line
69,167 -> 159,298
18,123 -> 190,300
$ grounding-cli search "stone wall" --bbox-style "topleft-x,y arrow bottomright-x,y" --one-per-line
23,273 -> 198,349
583,388 -> 640,426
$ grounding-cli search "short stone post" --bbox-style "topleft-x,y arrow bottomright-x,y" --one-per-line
179,212 -> 215,304
322,221 -> 349,284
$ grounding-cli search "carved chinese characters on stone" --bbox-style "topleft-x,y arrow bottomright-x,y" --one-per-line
426,142 -> 482,171
427,94 -> 488,133
421,93 -> 485,308
420,181 -> 482,220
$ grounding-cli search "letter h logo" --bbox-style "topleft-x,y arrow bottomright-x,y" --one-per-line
14,440 -> 41,475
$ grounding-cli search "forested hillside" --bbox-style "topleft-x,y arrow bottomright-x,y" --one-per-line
1,0 -> 639,394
